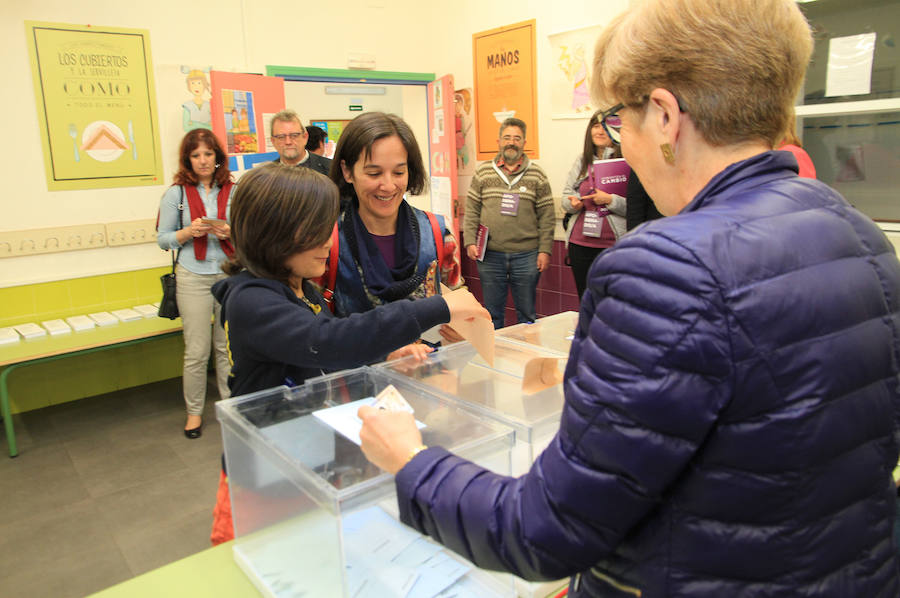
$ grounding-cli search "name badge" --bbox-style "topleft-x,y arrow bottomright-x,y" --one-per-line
500,193 -> 519,216
582,209 -> 604,237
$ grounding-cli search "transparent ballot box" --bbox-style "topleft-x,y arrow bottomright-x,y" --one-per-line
377,338 -> 567,477
216,367 -> 516,598
496,311 -> 578,357
377,340 -> 570,598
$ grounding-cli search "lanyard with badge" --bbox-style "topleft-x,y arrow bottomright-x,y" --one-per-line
500,189 -> 522,216
579,168 -> 609,238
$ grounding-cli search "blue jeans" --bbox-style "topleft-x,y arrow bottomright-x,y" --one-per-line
476,249 -> 540,329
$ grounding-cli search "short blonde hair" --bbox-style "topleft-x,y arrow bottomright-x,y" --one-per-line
270,109 -> 304,137
592,0 -> 813,147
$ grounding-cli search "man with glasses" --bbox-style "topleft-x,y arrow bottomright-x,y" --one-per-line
269,109 -> 331,176
463,117 -> 554,328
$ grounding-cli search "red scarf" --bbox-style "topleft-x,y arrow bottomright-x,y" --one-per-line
183,182 -> 234,260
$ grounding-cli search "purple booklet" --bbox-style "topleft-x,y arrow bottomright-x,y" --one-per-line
585,158 -> 630,197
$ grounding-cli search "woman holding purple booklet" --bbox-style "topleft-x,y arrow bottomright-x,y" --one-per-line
561,108 -> 629,299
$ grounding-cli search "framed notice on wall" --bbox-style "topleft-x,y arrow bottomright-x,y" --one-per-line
472,19 -> 538,160
26,21 -> 164,190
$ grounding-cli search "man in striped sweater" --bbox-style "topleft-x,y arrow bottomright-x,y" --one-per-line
463,117 -> 555,328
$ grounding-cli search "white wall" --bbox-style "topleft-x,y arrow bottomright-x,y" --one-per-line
284,82 -> 404,125
425,0 -> 629,213
1,0 -> 628,287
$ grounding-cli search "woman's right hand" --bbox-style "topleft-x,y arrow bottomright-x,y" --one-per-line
568,195 -> 584,211
189,218 -> 211,238
442,288 -> 491,330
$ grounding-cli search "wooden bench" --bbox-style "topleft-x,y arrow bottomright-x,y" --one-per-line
0,317 -> 182,457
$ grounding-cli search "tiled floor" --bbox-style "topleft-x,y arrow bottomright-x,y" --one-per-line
0,375 -> 224,598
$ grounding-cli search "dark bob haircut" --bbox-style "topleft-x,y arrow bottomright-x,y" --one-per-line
328,112 -> 426,198
224,164 -> 339,286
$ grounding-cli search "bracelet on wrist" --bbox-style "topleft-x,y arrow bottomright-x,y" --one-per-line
406,444 -> 428,466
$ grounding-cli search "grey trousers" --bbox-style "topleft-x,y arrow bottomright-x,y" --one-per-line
175,265 -> 230,416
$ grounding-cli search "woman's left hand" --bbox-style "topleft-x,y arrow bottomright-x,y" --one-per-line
386,343 -> 433,363
358,406 -> 423,474
438,325 -> 464,344
211,222 -> 231,240
583,190 -> 613,206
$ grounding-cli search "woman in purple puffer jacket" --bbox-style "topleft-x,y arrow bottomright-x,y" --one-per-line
357,1 -> 900,596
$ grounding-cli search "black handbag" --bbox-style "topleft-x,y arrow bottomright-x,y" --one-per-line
158,187 -> 184,320
158,249 -> 180,319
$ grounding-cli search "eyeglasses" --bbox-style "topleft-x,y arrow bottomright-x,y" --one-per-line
500,135 -> 523,143
272,132 -> 303,141
601,96 -> 688,145
600,104 -> 624,145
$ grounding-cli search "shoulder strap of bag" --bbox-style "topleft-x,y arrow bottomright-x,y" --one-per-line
425,211 -> 444,266
321,222 -> 340,312
170,186 -> 183,273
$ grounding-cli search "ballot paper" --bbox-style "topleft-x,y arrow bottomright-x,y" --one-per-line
0,327 -> 21,345
343,506 -> 473,598
312,397 -> 425,446
133,304 -> 158,318
232,505 -> 487,598
41,319 -> 72,335
110,308 -> 142,322
88,311 -> 118,327
373,384 -> 414,413
522,358 -> 564,394
66,315 -> 95,331
439,283 -> 494,365
13,322 -> 46,339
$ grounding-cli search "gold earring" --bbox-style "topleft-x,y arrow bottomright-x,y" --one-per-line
660,143 -> 675,165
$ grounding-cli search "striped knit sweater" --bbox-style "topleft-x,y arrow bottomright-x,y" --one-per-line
463,156 -> 555,254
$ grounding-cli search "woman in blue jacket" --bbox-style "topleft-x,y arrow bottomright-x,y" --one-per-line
358,1 -> 900,596
325,112 -> 463,343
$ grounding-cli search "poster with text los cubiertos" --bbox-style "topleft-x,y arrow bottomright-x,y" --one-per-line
27,21 -> 163,190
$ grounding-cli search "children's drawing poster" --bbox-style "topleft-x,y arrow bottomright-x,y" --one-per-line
547,24 -> 606,119
222,89 -> 257,154
26,21 -> 163,190
181,66 -> 212,132
209,71 -> 285,169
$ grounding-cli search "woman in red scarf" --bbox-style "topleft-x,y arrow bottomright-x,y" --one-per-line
156,129 -> 234,439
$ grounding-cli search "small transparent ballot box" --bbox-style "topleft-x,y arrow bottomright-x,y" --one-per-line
496,311 -> 579,357
377,338 -> 568,477
217,367 -> 516,598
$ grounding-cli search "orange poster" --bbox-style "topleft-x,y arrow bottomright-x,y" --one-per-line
472,20 -> 538,160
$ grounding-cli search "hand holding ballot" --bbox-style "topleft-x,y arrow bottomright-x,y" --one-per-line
442,287 -> 491,334
190,217 -> 212,238
441,284 -> 495,365
209,221 -> 230,240
358,403 -> 424,475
